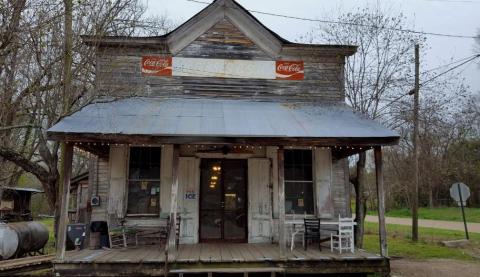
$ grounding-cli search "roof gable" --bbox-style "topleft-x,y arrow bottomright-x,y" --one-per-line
166,0 -> 283,58
176,18 -> 272,60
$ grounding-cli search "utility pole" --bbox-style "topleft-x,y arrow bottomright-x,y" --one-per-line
412,44 -> 420,242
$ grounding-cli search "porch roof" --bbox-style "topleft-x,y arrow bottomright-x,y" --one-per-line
48,97 -> 398,145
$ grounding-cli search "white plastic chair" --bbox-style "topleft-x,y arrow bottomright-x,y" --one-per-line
289,214 -> 305,251
330,215 -> 354,253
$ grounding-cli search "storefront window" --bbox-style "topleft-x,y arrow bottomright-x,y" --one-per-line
284,149 -> 314,214
127,147 -> 161,216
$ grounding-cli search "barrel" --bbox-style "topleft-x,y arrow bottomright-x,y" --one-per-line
0,221 -> 49,259
0,223 -> 18,260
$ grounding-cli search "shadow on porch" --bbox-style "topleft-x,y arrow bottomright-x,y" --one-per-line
54,243 -> 389,276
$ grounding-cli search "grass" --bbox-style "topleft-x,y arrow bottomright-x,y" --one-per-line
363,222 -> 480,261
367,207 -> 480,223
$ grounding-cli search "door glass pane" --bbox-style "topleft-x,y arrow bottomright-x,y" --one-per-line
223,160 -> 246,241
200,160 -> 222,240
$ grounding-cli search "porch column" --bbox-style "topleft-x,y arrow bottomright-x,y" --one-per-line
374,146 -> 388,257
56,143 -> 74,260
277,147 -> 286,257
167,145 -> 180,255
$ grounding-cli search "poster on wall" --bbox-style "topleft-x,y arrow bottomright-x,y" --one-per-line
141,56 -> 304,80
141,56 -> 172,76
275,61 -> 304,80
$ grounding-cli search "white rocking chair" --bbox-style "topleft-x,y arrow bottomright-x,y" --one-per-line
330,215 -> 354,254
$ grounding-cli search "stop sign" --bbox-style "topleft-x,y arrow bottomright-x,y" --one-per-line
450,182 -> 470,206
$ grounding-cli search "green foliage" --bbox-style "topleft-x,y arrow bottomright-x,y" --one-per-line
368,207 -> 480,223
363,222 -> 480,261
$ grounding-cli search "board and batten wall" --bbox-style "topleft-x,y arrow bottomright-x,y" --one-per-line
89,144 -> 351,243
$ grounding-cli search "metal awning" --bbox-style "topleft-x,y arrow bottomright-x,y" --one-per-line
47,97 -> 398,144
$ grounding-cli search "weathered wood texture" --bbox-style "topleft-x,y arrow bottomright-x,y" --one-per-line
56,244 -> 389,276
374,146 -> 388,257
332,158 -> 351,217
277,148 -> 286,257
107,145 -> 127,218
247,158 -> 272,243
56,144 -> 74,260
177,18 -> 271,60
90,156 -> 110,222
96,53 -> 344,102
160,145 -> 174,214
176,157 -> 200,244
314,148 -> 334,218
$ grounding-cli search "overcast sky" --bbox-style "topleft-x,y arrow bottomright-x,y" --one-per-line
144,0 -> 480,94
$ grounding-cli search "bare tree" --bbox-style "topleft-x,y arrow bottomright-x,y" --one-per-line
0,0 -> 173,230
301,7 -> 425,247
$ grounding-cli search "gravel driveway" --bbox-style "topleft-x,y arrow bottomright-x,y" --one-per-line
365,215 -> 480,233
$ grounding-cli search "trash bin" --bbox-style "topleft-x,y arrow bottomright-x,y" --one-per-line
90,221 -> 109,249
66,224 -> 86,250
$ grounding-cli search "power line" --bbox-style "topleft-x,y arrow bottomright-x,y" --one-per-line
376,53 -> 480,115
422,54 -> 480,73
421,54 -> 480,85
185,0 -> 479,39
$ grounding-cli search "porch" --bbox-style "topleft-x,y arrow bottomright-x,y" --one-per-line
54,243 -> 389,276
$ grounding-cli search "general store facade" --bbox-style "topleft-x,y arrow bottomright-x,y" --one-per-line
48,0 -> 398,276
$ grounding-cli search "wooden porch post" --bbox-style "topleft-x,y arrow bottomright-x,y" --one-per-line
374,146 -> 388,257
277,147 -> 286,257
167,144 -> 180,254
56,143 -> 74,260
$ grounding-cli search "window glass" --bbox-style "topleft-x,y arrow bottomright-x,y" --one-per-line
127,147 -> 161,215
284,149 -> 314,214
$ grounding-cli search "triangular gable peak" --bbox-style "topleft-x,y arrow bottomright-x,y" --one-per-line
166,0 -> 283,59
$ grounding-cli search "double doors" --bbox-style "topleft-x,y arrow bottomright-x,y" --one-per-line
199,159 -> 247,242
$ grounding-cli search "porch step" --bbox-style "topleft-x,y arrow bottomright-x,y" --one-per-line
169,267 -> 284,274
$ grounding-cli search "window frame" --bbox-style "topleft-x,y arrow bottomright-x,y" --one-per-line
125,146 -> 162,217
284,148 -> 315,216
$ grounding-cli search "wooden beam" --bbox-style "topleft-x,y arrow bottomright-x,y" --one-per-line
374,146 -> 388,257
56,143 -> 74,260
167,145 -> 180,254
47,132 -> 400,147
277,147 -> 286,258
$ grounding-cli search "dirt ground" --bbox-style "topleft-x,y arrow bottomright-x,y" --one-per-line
390,258 -> 480,277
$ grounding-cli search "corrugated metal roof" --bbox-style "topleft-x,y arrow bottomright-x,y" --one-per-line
48,97 -> 398,139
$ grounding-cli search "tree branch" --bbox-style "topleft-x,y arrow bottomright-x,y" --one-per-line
0,146 -> 50,184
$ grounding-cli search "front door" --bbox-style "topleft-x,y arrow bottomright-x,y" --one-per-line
200,159 -> 247,242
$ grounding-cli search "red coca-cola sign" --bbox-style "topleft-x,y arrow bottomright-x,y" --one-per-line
276,61 -> 304,80
142,56 -> 172,76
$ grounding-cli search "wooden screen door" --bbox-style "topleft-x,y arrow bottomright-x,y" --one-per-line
200,159 -> 247,242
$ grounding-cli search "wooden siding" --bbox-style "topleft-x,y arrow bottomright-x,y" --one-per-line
176,157 -> 200,244
247,158 -> 272,243
314,148 -> 334,218
160,145 -> 174,214
96,50 -> 344,102
90,156 -> 109,222
107,145 -> 127,218
332,158 -> 351,217
176,18 -> 271,60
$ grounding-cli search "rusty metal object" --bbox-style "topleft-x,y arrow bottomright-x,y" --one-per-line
0,221 -> 49,259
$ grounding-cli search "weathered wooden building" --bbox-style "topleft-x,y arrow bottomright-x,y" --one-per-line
48,0 -> 398,276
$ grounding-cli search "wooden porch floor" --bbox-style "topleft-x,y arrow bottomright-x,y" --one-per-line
55,243 -> 389,276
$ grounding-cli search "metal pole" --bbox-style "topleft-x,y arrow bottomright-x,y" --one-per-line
412,44 -> 420,242
457,183 -> 469,240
